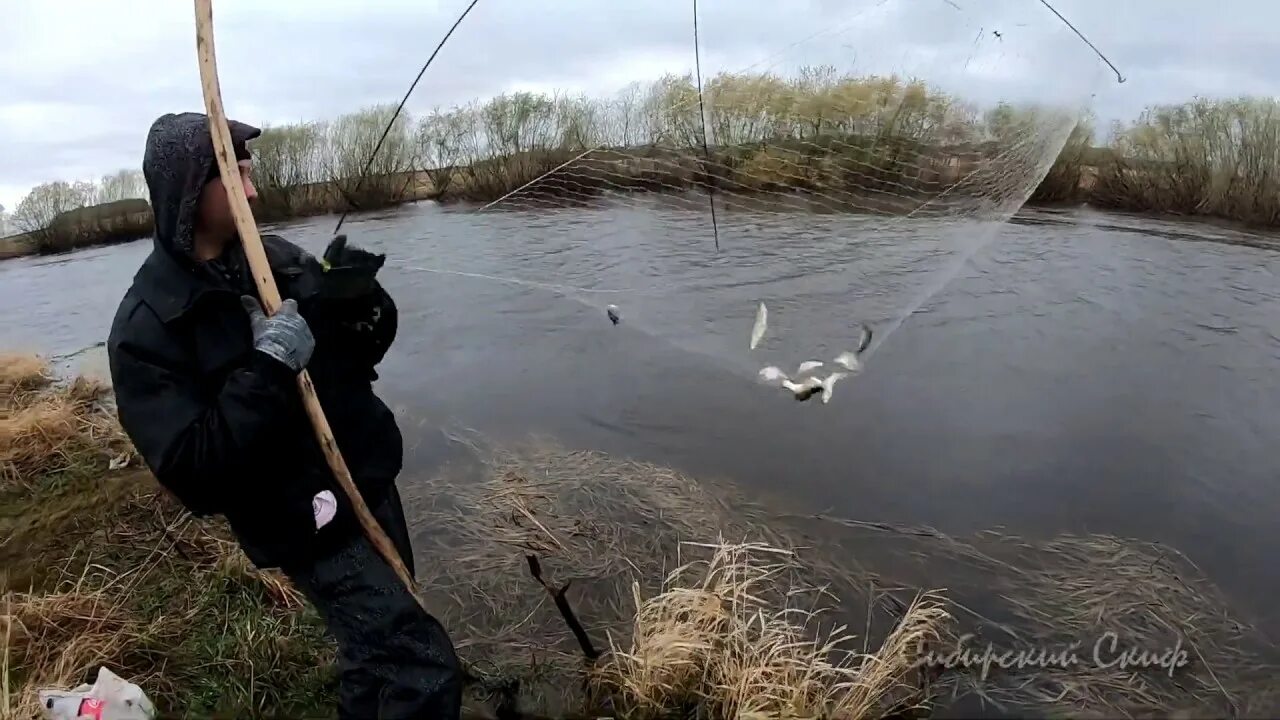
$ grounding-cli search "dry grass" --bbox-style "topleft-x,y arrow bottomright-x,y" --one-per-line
406,438 -> 911,716
596,541 -> 950,719
0,485 -> 333,718
0,354 -> 332,718
1,568 -> 156,715
4,351 -> 1277,718
406,433 -> 1280,719
0,356 -> 133,490
802,514 -> 1280,718
0,355 -> 50,397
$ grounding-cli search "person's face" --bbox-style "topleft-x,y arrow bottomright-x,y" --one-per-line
197,159 -> 257,236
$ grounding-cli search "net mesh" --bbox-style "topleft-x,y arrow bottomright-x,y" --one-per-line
472,77 -> 1076,222
466,0 -> 1101,222
400,0 -> 1108,395
379,6 -> 1277,716
366,4 -> 1280,717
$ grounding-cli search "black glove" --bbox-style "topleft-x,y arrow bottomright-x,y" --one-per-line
320,234 -> 385,300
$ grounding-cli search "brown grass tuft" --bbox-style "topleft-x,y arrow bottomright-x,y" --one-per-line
0,356 -> 132,489
0,568 -> 161,715
1,487 -> 333,717
0,401 -> 82,485
409,438 -> 951,717
596,540 -> 950,719
0,355 -> 51,399
0,355 -> 328,717
411,436 -> 1280,718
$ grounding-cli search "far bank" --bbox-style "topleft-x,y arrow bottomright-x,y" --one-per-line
3,155 -> 1279,262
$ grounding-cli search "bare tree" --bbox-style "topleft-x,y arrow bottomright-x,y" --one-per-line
416,108 -> 469,197
251,122 -> 328,217
601,82 -> 647,147
12,181 -> 95,234
324,104 -> 419,210
97,170 -> 148,203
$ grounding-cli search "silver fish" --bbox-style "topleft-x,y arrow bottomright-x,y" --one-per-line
834,324 -> 874,371
796,360 -> 825,375
750,302 -> 768,350
818,371 -> 849,404
759,366 -> 828,403
833,352 -> 860,372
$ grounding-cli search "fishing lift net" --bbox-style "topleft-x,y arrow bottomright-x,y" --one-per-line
384,2 -> 1280,718
405,0 -> 1109,405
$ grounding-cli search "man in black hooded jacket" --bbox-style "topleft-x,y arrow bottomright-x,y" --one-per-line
107,112 -> 463,718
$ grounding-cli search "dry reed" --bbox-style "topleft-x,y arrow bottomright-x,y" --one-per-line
0,356 -> 132,489
0,355 -> 51,397
0,355 -> 329,717
0,485 -> 330,717
800,514 -> 1280,718
0,567 -> 160,714
406,438 -> 906,716
596,540 -> 950,719
407,433 -> 1280,719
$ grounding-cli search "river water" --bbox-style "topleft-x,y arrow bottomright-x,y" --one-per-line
3,200 -> 1280,707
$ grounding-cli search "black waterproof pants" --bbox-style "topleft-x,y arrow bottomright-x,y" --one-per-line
283,488 -> 463,719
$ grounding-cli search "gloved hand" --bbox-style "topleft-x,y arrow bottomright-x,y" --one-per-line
320,234 -> 385,300
241,296 -> 315,373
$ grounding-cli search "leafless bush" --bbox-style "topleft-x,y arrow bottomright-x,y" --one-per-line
1093,97 -> 1280,225
324,104 -> 419,212
96,170 -> 147,204
11,182 -> 95,236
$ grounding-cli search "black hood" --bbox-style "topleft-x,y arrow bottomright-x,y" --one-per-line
142,112 -> 260,261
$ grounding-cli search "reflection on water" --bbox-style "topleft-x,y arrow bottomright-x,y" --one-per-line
3,202 -> 1280,703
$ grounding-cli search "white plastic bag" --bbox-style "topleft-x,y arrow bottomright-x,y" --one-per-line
37,667 -> 155,720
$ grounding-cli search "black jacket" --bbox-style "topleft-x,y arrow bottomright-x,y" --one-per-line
107,113 -> 403,570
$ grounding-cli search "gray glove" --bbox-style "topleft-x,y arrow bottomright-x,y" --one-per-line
240,296 -> 315,373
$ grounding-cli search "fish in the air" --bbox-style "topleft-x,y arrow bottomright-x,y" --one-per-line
834,324 -> 875,373
756,323 -> 874,404
856,323 -> 873,353
606,304 -> 621,325
757,363 -> 848,404
796,360 -> 824,375
758,366 -> 820,401
815,371 -> 849,403
750,302 -> 767,350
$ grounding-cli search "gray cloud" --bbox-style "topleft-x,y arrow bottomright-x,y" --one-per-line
2,0 -> 1277,208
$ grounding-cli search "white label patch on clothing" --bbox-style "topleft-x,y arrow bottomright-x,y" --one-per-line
313,490 -> 337,529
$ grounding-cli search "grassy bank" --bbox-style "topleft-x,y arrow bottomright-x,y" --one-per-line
0,236 -> 33,262
6,353 -> 1280,717
0,356 -> 950,719
0,355 -> 336,718
1090,97 -> 1280,225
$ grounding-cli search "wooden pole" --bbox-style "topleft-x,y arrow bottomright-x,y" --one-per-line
193,0 -> 423,608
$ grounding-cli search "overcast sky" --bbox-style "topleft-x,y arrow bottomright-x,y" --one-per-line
2,0 -> 1276,210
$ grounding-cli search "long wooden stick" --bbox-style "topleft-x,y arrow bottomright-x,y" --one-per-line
193,0 -> 423,608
